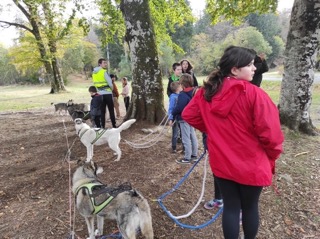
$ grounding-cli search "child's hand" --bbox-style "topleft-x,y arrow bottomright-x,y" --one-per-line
168,120 -> 173,126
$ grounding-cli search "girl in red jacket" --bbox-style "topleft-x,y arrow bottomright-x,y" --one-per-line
182,46 -> 284,239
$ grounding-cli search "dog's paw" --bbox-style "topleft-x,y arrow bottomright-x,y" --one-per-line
95,229 -> 101,236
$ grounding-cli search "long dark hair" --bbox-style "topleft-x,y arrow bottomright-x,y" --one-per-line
203,46 -> 255,101
180,59 -> 193,73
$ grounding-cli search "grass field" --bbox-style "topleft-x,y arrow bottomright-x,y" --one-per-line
0,73 -> 319,127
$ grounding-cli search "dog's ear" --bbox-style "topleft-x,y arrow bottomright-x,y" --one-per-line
90,161 -> 103,175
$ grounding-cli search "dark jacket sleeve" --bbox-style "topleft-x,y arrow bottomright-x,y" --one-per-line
192,73 -> 199,87
167,77 -> 173,97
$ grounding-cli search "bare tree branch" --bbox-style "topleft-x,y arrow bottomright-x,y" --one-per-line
0,20 -> 33,32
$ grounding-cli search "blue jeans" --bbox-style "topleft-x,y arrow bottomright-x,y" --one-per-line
179,120 -> 198,159
171,121 -> 179,150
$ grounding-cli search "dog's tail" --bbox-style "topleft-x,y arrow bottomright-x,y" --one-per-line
117,119 -> 136,132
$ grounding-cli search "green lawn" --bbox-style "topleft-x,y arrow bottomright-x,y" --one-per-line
1,74 -> 319,127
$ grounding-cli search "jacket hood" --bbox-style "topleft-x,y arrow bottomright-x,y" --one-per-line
210,77 -> 246,118
93,66 -> 102,74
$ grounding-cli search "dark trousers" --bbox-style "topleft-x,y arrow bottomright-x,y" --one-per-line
124,96 -> 130,112
215,177 -> 263,239
91,116 -> 101,128
101,94 -> 116,128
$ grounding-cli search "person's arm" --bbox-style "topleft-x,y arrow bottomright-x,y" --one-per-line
167,78 -> 172,97
104,72 -> 113,90
182,90 -> 206,132
113,83 -> 119,97
253,89 -> 284,162
192,73 -> 199,87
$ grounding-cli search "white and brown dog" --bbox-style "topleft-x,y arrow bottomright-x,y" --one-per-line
74,118 -> 136,162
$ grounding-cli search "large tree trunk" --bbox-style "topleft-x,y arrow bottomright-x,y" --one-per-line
279,0 -> 320,135
120,0 -> 166,124
42,2 -> 66,94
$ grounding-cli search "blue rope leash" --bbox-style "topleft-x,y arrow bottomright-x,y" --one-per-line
157,151 -> 223,230
100,232 -> 123,239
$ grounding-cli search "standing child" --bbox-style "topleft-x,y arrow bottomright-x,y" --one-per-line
168,81 -> 182,153
121,77 -> 130,112
172,73 -> 198,164
167,63 -> 182,97
182,46 -> 284,239
88,86 -> 103,128
180,59 -> 199,87
110,74 -> 120,119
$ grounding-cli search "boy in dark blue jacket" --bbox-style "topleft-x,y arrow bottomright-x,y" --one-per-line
88,86 -> 103,128
172,74 -> 198,164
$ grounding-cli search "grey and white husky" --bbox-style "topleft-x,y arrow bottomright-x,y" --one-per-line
72,161 -> 154,239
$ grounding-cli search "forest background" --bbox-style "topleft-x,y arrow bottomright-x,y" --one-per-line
0,0 -> 297,86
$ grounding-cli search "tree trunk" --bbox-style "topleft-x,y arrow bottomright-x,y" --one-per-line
279,0 -> 320,135
120,0 -> 166,124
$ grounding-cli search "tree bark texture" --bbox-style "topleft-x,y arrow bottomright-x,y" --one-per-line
279,0 -> 320,135
120,0 -> 166,124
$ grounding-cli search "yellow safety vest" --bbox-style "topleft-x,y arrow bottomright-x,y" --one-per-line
92,68 -> 111,91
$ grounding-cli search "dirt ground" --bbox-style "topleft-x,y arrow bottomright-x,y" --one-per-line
0,107 -> 319,239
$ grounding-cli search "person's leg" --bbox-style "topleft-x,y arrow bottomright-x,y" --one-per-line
204,174 -> 223,210
171,121 -> 178,151
125,96 -> 130,111
100,95 -> 107,128
105,94 -> 116,128
94,115 -> 101,128
214,175 -> 222,200
179,121 -> 191,160
190,125 -> 198,157
240,185 -> 263,239
215,177 -> 242,239
113,97 -> 120,118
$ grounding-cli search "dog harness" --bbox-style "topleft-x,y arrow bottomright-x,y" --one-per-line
75,182 -> 132,215
78,128 -> 107,144
76,182 -> 114,215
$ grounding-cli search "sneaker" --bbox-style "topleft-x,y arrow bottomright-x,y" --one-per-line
176,158 -> 191,164
191,155 -> 198,162
171,149 -> 177,154
204,199 -> 223,210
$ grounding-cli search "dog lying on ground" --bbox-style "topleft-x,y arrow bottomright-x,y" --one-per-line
72,161 -> 154,239
74,118 -> 136,162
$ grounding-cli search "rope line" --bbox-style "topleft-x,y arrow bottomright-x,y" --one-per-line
124,116 -> 170,149
157,151 -> 223,229
62,120 -> 76,239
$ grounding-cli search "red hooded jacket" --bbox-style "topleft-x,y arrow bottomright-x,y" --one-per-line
182,77 -> 284,186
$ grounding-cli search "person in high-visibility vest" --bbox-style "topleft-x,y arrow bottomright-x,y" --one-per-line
92,58 -> 116,128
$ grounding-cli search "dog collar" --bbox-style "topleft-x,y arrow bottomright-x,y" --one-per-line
78,128 -> 89,138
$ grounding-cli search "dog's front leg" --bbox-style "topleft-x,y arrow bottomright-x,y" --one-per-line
84,216 -> 95,239
86,145 -> 92,162
96,215 -> 104,236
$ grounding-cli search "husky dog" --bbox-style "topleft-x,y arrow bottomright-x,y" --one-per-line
74,118 -> 136,162
68,100 -> 89,120
72,161 -> 154,239
70,110 -> 91,121
51,102 -> 68,115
